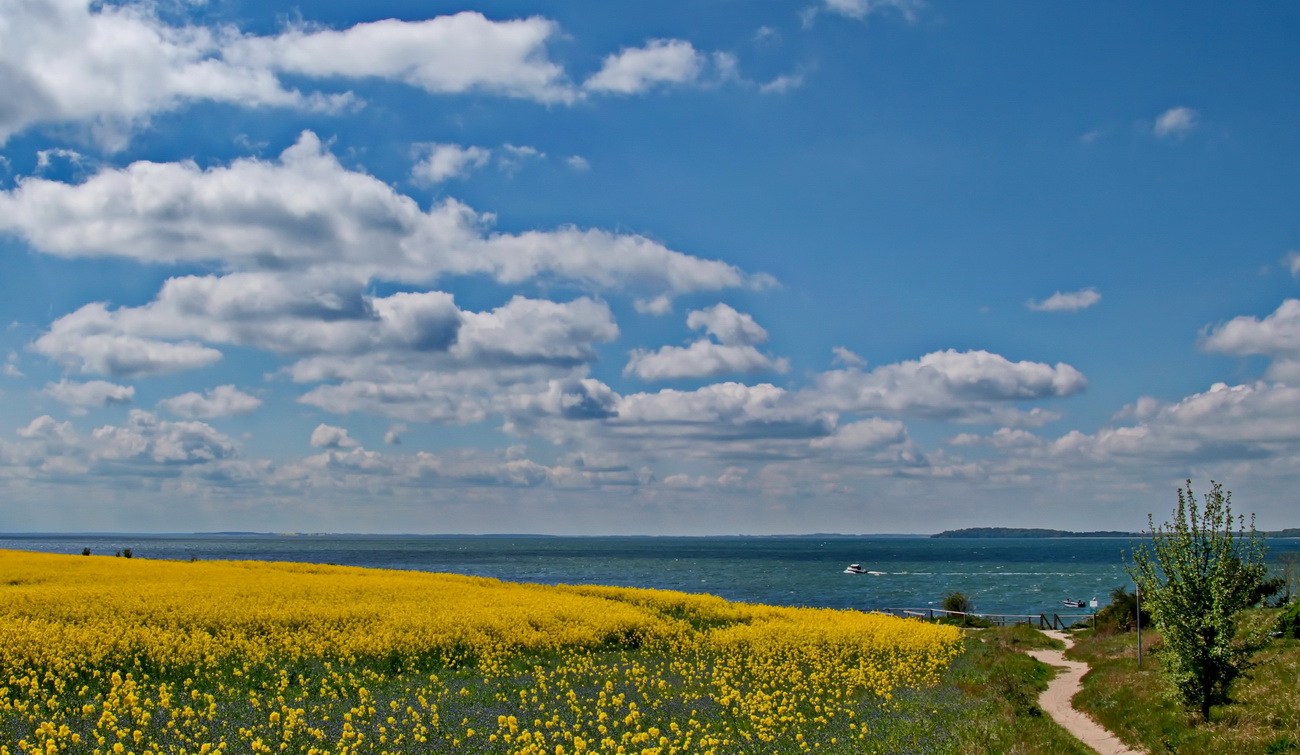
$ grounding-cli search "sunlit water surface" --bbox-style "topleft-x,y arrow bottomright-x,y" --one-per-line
4,533 -> 1297,617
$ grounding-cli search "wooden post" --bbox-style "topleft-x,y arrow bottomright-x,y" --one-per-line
1136,583 -> 1142,668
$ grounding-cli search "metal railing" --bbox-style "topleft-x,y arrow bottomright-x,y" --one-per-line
873,607 -> 1096,630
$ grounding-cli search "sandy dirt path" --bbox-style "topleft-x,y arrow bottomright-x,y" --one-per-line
1026,630 -> 1145,755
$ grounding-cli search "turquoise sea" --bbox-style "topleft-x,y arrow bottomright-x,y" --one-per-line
4,533 -> 1298,618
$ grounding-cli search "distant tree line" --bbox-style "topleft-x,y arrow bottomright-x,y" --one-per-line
933,526 -> 1300,539
932,527 -> 1139,538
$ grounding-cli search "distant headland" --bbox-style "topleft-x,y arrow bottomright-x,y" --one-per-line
933,526 -> 1300,539
932,527 -> 1139,538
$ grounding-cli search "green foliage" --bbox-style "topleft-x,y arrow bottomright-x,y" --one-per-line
1277,601 -> 1300,640
942,590 -> 973,613
942,629 -> 1093,754
940,591 -> 987,627
995,623 -> 1066,651
1127,480 -> 1269,721
1071,620 -> 1300,754
1092,585 -> 1152,635
1252,576 -> 1287,607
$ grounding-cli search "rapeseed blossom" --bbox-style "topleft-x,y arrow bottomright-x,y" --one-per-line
0,549 -> 961,753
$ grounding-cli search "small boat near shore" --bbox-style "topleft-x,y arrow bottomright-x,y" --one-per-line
1062,599 -> 1087,609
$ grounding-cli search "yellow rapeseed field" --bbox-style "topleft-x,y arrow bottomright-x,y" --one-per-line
0,549 -> 961,754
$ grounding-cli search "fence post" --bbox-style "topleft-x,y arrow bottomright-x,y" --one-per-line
1136,584 -> 1142,668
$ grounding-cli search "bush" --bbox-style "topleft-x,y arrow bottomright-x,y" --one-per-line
939,591 -> 986,627
942,591 -> 973,614
1252,576 -> 1287,607
1092,585 -> 1151,635
1277,601 -> 1300,640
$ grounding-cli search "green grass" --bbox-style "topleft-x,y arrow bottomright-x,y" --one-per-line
1069,611 -> 1300,754
936,625 -> 1091,754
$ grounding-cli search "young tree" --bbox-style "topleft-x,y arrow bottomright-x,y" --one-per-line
1127,480 -> 1268,721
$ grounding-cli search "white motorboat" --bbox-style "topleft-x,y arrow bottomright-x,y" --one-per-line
844,563 -> 872,574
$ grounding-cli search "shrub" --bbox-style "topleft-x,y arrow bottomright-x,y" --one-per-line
939,591 -> 987,626
942,591 -> 973,614
1251,576 -> 1287,607
1092,585 -> 1151,635
1277,601 -> 1300,640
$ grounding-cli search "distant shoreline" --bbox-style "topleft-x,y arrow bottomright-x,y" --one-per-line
932,527 -> 1139,539
4,528 -> 1298,539
933,526 -> 1300,539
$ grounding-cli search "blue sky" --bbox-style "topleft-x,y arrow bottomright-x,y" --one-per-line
1,0 -> 1299,534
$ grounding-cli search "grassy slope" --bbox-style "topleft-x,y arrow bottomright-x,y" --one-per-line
1068,615 -> 1300,754
941,625 -> 1093,755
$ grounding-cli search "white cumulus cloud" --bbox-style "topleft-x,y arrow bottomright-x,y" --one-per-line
5,411 -> 240,478
810,349 -> 1086,422
613,382 -> 833,440
809,418 -> 908,450
584,39 -> 707,94
92,410 -> 240,464
1200,298 -> 1300,381
1043,382 -> 1300,468
227,12 -> 574,104
625,304 -> 787,380
30,275 -> 461,376
1153,106 -> 1198,139
412,143 -> 492,183
759,73 -> 804,94
42,379 -> 134,409
1283,251 -> 1300,277
831,346 -> 866,368
0,2 -> 757,148
0,133 -> 763,302
32,305 -> 223,377
310,423 -> 360,449
0,0 -> 343,147
384,424 -> 407,445
159,385 -> 262,419
819,0 -> 924,21
1027,288 -> 1101,312
626,341 -> 788,381
685,303 -> 769,346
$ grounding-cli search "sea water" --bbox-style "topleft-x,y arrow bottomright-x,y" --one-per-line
4,533 -> 1298,618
